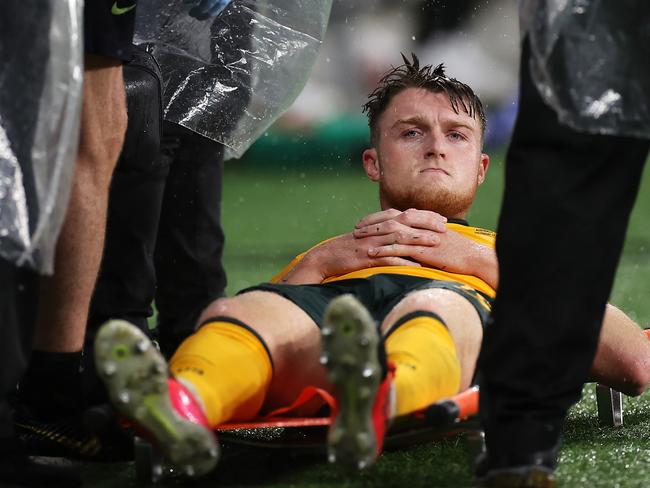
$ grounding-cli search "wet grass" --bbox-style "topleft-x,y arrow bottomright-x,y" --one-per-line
82,153 -> 650,486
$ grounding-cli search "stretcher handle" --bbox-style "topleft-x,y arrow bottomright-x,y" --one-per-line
424,386 -> 479,427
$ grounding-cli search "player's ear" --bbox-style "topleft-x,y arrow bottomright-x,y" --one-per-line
477,153 -> 489,185
363,148 -> 380,182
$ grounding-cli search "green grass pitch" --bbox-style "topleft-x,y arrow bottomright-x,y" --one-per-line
82,154 -> 650,487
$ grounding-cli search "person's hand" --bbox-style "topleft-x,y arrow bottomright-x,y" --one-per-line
311,232 -> 423,278
354,208 -> 448,248
185,0 -> 232,20
280,232 -> 421,284
355,208 -> 498,288
298,208 -> 447,282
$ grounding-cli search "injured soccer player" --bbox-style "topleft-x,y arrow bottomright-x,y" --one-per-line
94,54 -> 650,478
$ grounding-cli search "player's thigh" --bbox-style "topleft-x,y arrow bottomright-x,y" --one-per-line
199,291 -> 328,404
381,288 -> 483,390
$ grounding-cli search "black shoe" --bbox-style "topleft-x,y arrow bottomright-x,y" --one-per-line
0,435 -> 81,488
475,467 -> 556,488
13,403 -> 134,462
474,447 -> 559,488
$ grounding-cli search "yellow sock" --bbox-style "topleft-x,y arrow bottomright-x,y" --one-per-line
384,312 -> 460,416
170,319 -> 272,427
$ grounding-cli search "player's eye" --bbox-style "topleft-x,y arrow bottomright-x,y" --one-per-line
403,129 -> 421,138
448,131 -> 466,141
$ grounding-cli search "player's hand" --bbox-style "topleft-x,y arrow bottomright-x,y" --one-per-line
308,233 -> 422,279
353,208 -> 448,247
366,227 -> 498,289
185,0 -> 232,20
354,208 -> 497,289
281,232 -> 420,284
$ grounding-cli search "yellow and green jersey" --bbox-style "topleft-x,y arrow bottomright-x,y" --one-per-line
271,222 -> 496,298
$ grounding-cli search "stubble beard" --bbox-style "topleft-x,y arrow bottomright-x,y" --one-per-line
379,179 -> 476,219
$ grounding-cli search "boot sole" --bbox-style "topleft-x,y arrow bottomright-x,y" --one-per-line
321,294 -> 382,470
94,320 -> 218,477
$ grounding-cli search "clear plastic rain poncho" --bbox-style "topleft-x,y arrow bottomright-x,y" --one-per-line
0,0 -> 83,274
134,0 -> 333,159
520,0 -> 650,138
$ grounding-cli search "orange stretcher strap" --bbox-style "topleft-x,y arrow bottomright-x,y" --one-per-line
644,329 -> 650,342
217,386 -> 336,431
216,385 -> 481,431
452,385 -> 479,420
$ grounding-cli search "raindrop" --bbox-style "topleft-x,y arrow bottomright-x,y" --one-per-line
103,362 -> 117,376
118,391 -> 130,404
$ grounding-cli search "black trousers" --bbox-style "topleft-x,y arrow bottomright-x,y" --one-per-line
0,259 -> 39,439
84,123 -> 226,402
154,122 -> 227,354
478,41 -> 650,460
88,123 -> 227,353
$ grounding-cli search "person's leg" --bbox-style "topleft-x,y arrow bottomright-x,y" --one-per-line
88,46 -> 165,337
188,291 -> 328,416
0,259 -> 81,487
478,39 -> 650,473
33,55 -> 127,353
381,288 -> 484,413
154,3 -> 256,354
84,47 -> 166,409
155,123 -> 228,356
85,139 -> 166,335
322,286 -> 485,469
17,56 -> 128,420
588,304 -> 650,396
0,259 -> 39,444
95,290 -> 325,476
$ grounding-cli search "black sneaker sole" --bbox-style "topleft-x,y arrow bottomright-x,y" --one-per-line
321,294 -> 383,470
94,320 -> 219,477
476,467 -> 557,488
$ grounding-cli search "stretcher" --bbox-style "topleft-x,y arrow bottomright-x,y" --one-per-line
134,386 -> 480,483
133,329 -> 650,483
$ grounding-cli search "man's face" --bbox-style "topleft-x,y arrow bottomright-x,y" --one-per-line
362,88 -> 489,219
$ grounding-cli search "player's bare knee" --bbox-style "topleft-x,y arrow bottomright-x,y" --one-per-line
197,293 -> 277,331
383,289 -> 449,329
197,297 -> 243,327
